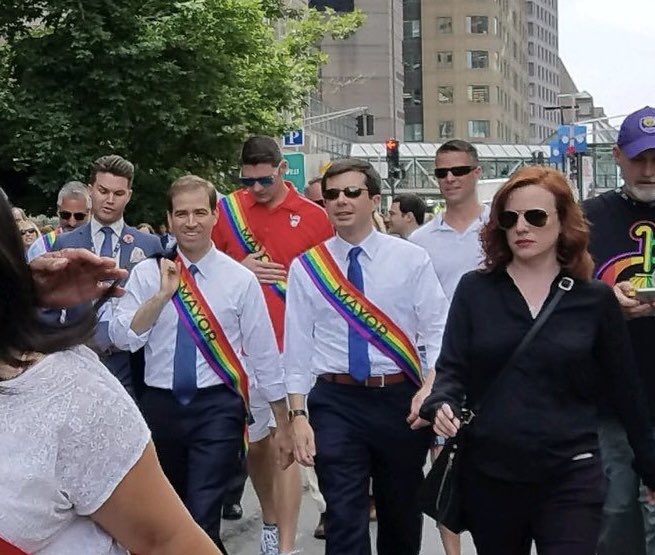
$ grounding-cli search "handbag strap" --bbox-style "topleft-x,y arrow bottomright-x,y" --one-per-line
468,276 -> 574,418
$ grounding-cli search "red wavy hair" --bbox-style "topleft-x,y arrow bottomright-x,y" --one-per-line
480,166 -> 594,280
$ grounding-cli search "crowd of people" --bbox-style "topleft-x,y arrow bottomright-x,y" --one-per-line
1,105 -> 655,555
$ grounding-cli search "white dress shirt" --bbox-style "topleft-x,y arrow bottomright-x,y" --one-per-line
91,217 -> 124,259
110,247 -> 285,402
284,231 -> 449,395
410,205 -> 490,300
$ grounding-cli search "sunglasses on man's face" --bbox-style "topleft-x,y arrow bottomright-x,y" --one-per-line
434,166 -> 476,179
238,175 -> 276,187
323,186 -> 369,201
58,211 -> 87,221
497,208 -> 551,230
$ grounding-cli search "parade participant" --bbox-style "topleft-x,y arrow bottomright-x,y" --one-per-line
52,155 -> 163,396
0,191 -> 222,555
27,180 -> 91,261
584,106 -> 655,555
422,166 -> 655,555
111,175 -> 293,554
286,158 -> 449,555
386,193 -> 426,239
213,136 -> 333,555
304,176 -> 325,207
17,218 -> 41,253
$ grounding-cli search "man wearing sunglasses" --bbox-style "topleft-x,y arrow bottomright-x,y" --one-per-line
26,181 -> 91,261
285,158 -> 448,555
212,136 -> 332,555
584,106 -> 655,555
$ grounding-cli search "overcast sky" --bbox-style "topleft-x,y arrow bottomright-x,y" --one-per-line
558,1 -> 655,121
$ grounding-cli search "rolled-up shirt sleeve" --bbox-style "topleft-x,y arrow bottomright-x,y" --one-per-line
109,260 -> 157,353
283,259 -> 315,395
239,275 -> 286,402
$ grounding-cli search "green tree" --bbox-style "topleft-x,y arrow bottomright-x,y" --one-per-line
0,0 -> 363,221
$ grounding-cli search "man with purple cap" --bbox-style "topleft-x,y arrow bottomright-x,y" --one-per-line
583,106 -> 655,555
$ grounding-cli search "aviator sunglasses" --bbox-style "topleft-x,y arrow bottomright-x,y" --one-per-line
434,165 -> 475,179
323,186 -> 369,201
58,210 -> 87,221
497,208 -> 552,230
238,164 -> 283,187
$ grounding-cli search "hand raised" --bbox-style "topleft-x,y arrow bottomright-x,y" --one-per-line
159,259 -> 181,298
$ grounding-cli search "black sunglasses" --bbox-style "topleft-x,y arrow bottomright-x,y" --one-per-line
434,166 -> 475,179
20,228 -> 38,235
238,175 -> 276,187
58,210 -> 87,221
323,186 -> 369,201
498,208 -> 551,230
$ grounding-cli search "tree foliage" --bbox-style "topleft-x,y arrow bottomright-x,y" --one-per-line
0,0 -> 363,221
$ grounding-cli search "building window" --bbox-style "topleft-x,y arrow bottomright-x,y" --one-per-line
437,17 -> 452,33
468,120 -> 490,139
404,123 -> 423,142
466,16 -> 488,34
467,50 -> 489,69
468,85 -> 490,103
527,22 -> 534,36
404,19 -> 421,39
438,86 -> 454,104
439,121 -> 454,139
528,62 -> 534,77
437,51 -> 453,69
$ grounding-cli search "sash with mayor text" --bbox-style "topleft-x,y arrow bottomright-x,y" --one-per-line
0,536 -> 29,555
171,257 -> 251,448
299,243 -> 423,387
219,194 -> 287,301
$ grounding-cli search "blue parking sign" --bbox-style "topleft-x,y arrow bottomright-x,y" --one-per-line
283,129 -> 304,147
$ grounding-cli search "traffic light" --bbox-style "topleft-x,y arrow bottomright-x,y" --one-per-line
385,138 -> 400,169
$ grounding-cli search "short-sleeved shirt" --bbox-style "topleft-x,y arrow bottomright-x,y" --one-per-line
0,346 -> 150,554
409,205 -> 490,300
212,183 -> 334,349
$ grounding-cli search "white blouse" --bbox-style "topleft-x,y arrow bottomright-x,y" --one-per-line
0,346 -> 150,554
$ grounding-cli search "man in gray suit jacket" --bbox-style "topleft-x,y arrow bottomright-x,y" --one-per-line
53,154 -> 163,396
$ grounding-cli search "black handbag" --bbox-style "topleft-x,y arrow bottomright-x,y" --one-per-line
418,276 -> 574,532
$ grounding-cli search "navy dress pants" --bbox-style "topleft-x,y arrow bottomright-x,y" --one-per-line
308,378 -> 431,555
140,386 -> 244,554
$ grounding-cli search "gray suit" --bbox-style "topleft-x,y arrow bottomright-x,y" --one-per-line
53,222 -> 164,396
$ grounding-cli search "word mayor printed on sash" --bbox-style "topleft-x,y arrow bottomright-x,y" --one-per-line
178,282 -> 217,341
333,284 -> 388,336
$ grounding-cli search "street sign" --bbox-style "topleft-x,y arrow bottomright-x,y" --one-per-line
549,139 -> 562,163
283,129 -> 304,147
283,152 -> 306,193
557,124 -> 587,154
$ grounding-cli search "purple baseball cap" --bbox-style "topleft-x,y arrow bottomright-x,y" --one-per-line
617,106 -> 655,159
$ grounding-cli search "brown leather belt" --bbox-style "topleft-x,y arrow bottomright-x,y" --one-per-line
319,372 -> 406,387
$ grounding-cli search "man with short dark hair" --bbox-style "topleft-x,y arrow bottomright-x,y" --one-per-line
304,176 -> 325,207
27,181 -> 91,261
111,175 -> 292,554
52,154 -> 162,395
286,158 -> 449,555
387,193 -> 427,239
212,136 -> 333,555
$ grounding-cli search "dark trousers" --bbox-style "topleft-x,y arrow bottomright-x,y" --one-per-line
308,378 -> 431,555
463,455 -> 606,555
140,386 -> 244,553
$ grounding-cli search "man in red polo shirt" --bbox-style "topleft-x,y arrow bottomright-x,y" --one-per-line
213,136 -> 333,555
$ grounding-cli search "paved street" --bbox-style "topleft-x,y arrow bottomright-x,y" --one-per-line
223,479 -> 480,555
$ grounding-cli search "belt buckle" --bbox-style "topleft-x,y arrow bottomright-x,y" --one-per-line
364,374 -> 385,388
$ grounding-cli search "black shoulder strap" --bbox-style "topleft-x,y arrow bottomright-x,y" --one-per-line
471,276 -> 574,416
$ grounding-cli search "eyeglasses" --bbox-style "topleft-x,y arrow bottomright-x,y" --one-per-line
497,208 -> 552,230
434,166 -> 475,179
58,211 -> 87,221
20,228 -> 38,236
238,175 -> 276,187
323,186 -> 370,201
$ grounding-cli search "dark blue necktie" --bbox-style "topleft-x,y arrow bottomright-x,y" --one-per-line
99,227 -> 114,258
173,264 -> 199,405
347,247 -> 371,381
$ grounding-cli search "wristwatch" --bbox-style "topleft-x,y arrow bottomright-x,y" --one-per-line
288,409 -> 308,422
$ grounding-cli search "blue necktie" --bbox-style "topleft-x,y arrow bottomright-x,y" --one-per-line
173,264 -> 199,405
347,247 -> 371,382
99,227 -> 114,258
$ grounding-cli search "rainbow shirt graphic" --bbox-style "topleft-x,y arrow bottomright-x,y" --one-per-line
597,221 -> 655,288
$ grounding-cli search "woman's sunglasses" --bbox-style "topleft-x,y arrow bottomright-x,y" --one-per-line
323,186 -> 369,201
20,228 -> 38,236
58,211 -> 87,221
497,208 -> 551,230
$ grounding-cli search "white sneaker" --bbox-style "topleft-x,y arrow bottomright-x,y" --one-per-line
260,525 -> 279,555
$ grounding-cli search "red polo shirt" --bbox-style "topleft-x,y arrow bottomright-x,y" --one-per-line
212,183 -> 334,350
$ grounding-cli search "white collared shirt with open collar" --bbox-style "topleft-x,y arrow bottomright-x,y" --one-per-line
409,204 -> 491,301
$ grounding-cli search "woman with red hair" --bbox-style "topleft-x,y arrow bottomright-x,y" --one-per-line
421,166 -> 655,554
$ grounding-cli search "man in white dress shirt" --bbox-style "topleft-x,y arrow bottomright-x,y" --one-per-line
284,158 -> 449,555
110,175 -> 293,553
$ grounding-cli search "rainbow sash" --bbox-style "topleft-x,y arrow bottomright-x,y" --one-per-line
299,244 -> 423,387
171,258 -> 251,448
0,536 -> 28,554
42,230 -> 58,252
219,194 -> 287,301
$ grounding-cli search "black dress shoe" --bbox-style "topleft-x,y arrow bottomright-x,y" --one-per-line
222,503 -> 243,520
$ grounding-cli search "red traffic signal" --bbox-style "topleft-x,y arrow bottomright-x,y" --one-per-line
385,138 -> 400,168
